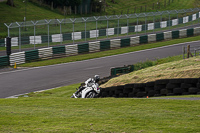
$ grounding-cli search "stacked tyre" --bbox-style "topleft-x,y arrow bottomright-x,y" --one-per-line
99,78 -> 200,98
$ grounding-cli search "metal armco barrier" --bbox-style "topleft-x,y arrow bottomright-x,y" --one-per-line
111,65 -> 134,76
0,26 -> 200,68
99,78 -> 200,98
0,56 -> 9,67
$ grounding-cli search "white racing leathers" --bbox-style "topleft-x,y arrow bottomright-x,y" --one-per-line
72,78 -> 100,98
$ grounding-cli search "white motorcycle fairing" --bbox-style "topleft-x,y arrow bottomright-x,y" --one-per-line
81,87 -> 95,98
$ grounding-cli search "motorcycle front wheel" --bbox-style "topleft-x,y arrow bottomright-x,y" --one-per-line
85,91 -> 96,98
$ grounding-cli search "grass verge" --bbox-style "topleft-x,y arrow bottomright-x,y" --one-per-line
0,83 -> 200,133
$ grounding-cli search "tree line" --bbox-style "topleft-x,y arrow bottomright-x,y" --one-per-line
42,0 -> 82,9
6,0 -> 82,7
6,0 -> 103,12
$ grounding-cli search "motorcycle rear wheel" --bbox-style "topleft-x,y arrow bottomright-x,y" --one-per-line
85,91 -> 96,98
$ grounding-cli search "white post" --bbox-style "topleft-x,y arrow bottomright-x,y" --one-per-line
125,14 -> 131,36
4,23 -> 12,38
105,16 -> 111,38
57,19 -> 64,45
116,15 -> 122,36
153,13 -> 155,33
135,13 -> 139,35
82,17 -> 89,42
45,19 -> 51,47
94,16 -> 100,41
70,18 -> 76,44
31,21 -> 38,49
167,11 -> 171,30
160,11 -> 163,32
144,13 -> 147,34
16,22 -> 23,52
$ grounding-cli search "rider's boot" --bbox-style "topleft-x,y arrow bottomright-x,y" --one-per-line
74,88 -> 82,97
75,90 -> 79,96
74,86 -> 85,98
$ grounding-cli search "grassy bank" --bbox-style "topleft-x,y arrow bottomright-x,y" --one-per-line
105,0 -> 197,14
0,0 -> 64,38
0,83 -> 199,132
101,56 -> 200,88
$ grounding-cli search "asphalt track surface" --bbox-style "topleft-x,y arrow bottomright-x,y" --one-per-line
0,40 -> 200,98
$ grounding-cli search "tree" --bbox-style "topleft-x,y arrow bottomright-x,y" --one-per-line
7,0 -> 14,7
111,0 -> 115,4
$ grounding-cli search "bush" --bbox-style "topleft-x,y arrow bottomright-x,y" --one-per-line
134,60 -> 154,71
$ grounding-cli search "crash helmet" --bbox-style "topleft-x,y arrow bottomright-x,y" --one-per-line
94,75 -> 100,82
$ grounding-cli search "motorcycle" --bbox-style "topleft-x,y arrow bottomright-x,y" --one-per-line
71,82 -> 101,98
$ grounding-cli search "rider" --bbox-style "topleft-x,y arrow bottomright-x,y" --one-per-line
75,75 -> 100,96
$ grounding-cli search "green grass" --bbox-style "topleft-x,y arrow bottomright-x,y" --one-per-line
80,0 -> 199,15
133,54 -> 185,72
0,83 -> 200,132
17,34 -> 200,67
105,0 -> 197,14
0,0 -> 64,38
